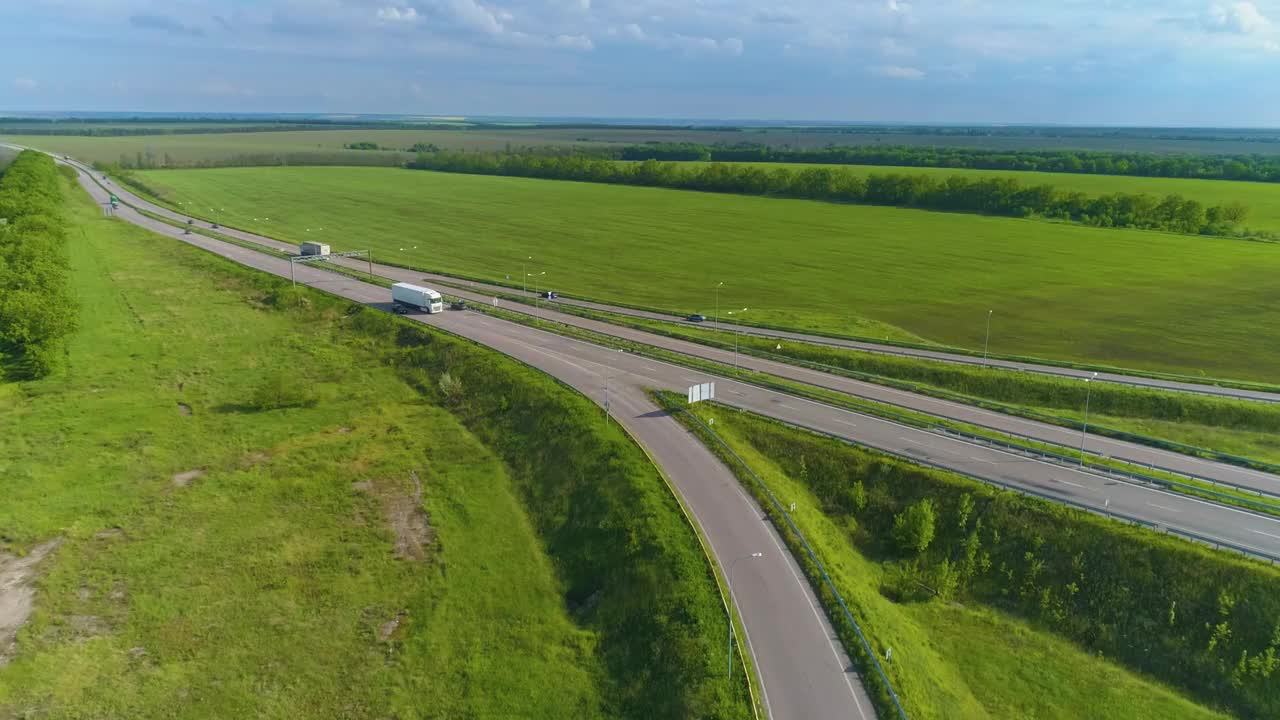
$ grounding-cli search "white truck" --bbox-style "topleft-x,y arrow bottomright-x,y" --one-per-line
300,241 -> 330,256
391,283 -> 443,314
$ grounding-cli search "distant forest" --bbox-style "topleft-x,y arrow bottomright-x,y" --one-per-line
618,143 -> 1280,183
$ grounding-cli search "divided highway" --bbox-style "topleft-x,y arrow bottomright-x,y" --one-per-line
64,162 -> 1280,498
44,151 -> 1280,718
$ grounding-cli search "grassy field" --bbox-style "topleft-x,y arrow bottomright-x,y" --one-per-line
130,165 -> 1280,382
678,400 -> 1232,720
0,181 -> 746,717
9,125 -> 1280,159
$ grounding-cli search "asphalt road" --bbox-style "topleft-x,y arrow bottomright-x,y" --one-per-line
54,157 -> 878,720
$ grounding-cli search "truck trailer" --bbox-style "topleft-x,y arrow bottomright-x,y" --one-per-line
391,283 -> 443,314
300,241 -> 330,256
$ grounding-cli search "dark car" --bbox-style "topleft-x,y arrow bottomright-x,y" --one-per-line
687,314 -> 707,322
541,290 -> 557,299
450,300 -> 467,311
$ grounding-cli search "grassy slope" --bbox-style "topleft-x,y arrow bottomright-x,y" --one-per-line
133,165 -> 1280,382
683,402 -> 1230,720
675,160 -> 1280,233
0,185 -> 603,716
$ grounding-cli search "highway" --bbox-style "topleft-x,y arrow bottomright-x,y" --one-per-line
67,165 -> 1280,498
54,157 -> 877,720
45,152 -> 1280,719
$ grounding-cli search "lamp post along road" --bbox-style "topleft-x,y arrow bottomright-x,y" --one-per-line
727,552 -> 763,680
983,309 -> 993,364
1080,372 -> 1099,465
727,308 -> 748,372
715,281 -> 724,331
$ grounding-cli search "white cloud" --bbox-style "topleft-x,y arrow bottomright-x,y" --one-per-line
754,8 -> 799,25
1203,2 -> 1272,34
376,6 -> 419,24
554,33 -> 593,50
622,23 -> 645,41
874,64 -> 924,79
435,0 -> 503,35
13,77 -> 37,90
879,37 -> 915,57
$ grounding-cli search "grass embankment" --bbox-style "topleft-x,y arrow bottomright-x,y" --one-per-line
0,181 -> 750,717
666,396 -> 1280,720
128,166 -> 1280,383
499,297 -> 1280,466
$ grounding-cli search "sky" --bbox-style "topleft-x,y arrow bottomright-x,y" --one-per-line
1,0 -> 1279,125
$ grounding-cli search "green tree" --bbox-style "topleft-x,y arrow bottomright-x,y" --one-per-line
892,499 -> 936,554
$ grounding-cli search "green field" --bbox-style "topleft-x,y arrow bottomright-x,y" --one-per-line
131,166 -> 1280,382
0,181 -> 747,717
0,130 -> 612,167
9,124 -> 1280,158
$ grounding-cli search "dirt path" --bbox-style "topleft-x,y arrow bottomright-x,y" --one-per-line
0,539 -> 62,666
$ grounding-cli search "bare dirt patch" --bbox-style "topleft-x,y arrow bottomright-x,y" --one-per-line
240,451 -> 270,468
176,402 -> 192,416
378,610 -> 407,641
171,469 -> 206,487
355,471 -> 433,562
1,538 -> 62,666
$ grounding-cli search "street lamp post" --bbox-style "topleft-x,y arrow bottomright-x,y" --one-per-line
528,271 -> 545,319
983,309 -> 993,364
523,256 -> 532,294
1079,372 -> 1099,466
727,308 -> 748,372
715,281 -> 724,331
727,552 -> 763,680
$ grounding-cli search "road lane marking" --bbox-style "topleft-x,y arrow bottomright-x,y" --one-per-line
1147,502 -> 1182,513
758,515 -> 871,719
1055,479 -> 1085,488
1251,529 -> 1280,540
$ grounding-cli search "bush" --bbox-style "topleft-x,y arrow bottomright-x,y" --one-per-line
892,499 -> 936,554
0,151 -> 77,378
250,371 -> 316,410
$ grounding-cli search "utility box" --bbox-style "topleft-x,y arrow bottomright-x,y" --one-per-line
300,242 -> 330,256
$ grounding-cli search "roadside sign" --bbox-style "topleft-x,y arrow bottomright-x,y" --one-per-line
687,382 -> 715,404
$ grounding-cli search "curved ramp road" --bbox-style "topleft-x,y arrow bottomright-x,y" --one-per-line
59,159 -> 873,720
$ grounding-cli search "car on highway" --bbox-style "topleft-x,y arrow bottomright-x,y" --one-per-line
450,300 -> 467,311
540,290 -> 557,299
687,314 -> 706,322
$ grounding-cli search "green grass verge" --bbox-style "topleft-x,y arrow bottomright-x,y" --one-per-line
0,180 -> 750,718
667,394 -> 1276,720
125,165 -> 1280,383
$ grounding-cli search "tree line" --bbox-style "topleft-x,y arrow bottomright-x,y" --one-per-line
619,142 -> 1280,182
409,152 -> 1253,237
734,411 -> 1280,720
0,151 -> 78,378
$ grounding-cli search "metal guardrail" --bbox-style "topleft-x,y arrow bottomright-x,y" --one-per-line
681,409 -> 910,720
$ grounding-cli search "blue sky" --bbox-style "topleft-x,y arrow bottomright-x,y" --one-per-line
2,1 -> 1278,125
